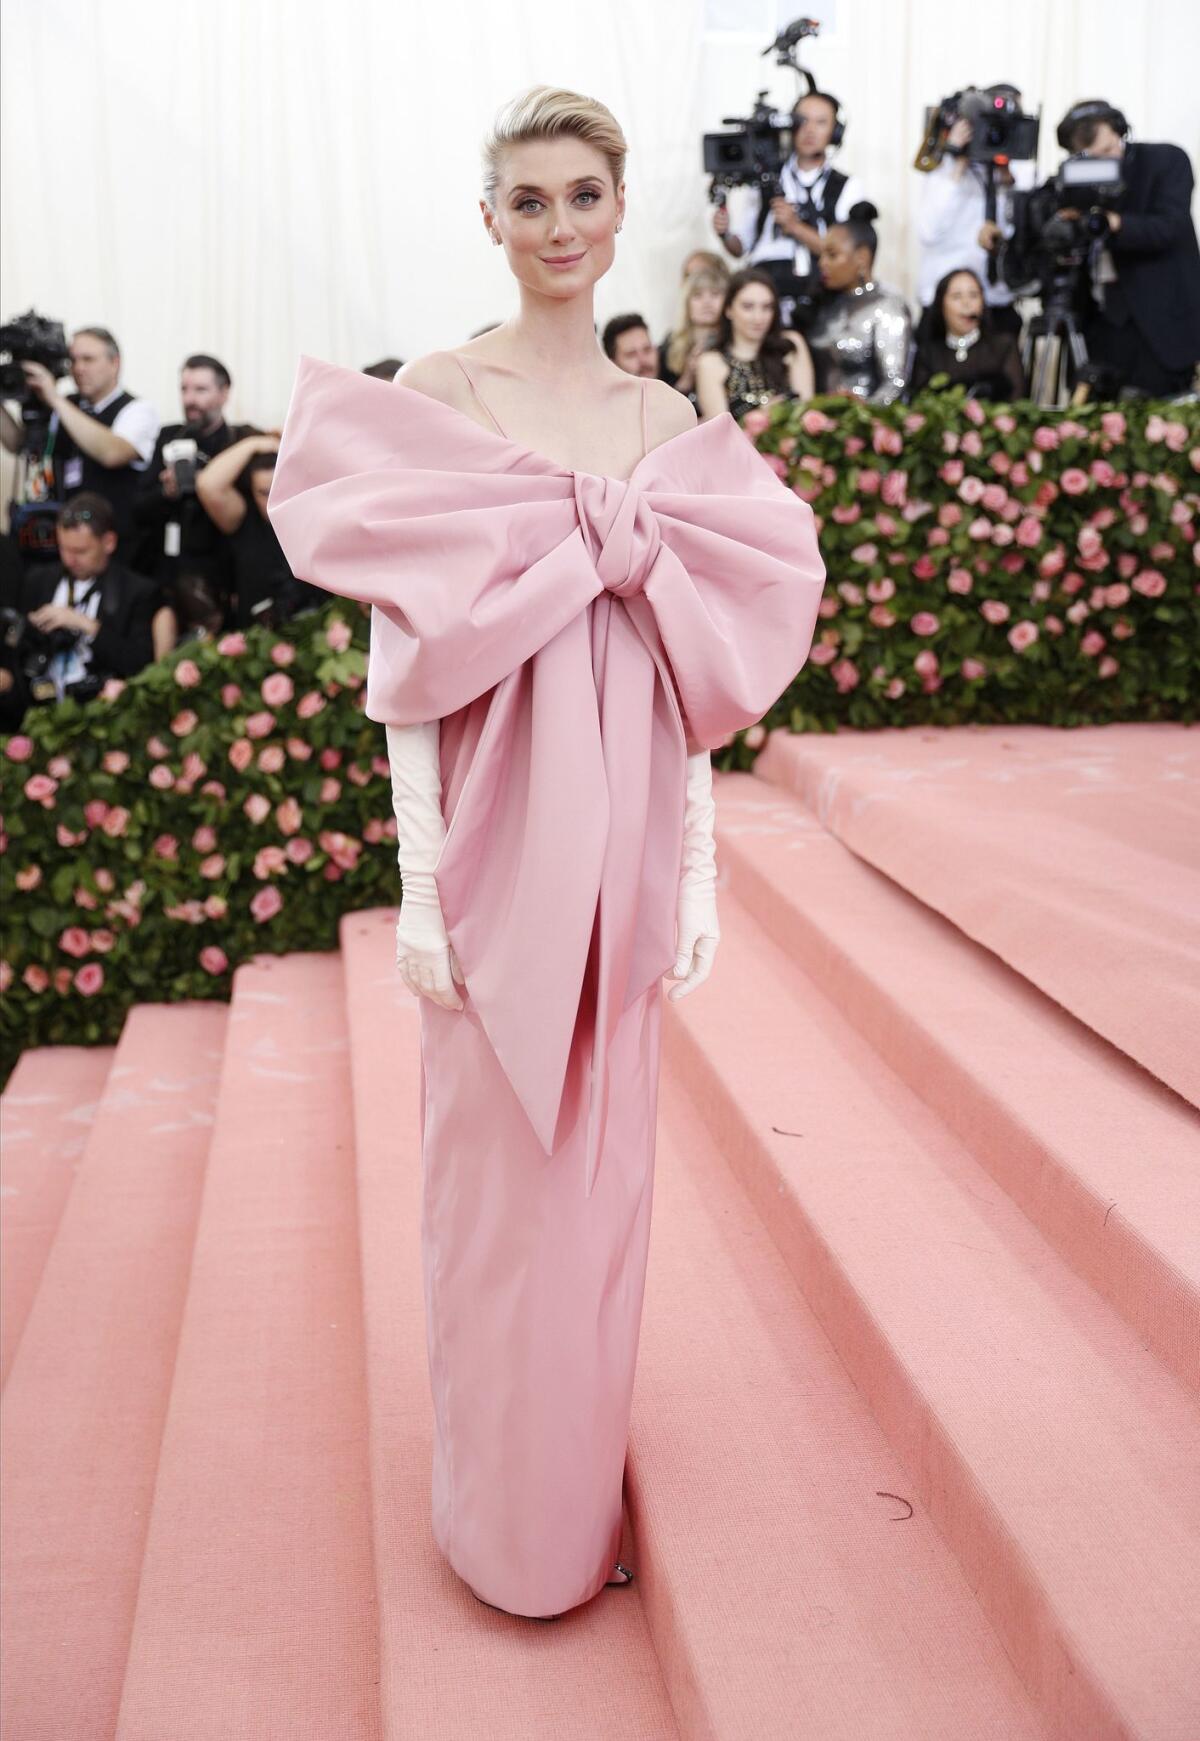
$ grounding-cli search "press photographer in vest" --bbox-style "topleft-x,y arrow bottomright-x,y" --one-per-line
0,493 -> 161,730
712,91 -> 868,332
131,352 -> 258,592
0,326 -> 160,554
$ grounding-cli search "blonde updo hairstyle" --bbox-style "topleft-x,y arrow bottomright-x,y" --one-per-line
481,84 -> 628,213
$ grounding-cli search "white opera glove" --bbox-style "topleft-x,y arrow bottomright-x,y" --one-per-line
385,721 -> 465,1012
667,749 -> 721,1001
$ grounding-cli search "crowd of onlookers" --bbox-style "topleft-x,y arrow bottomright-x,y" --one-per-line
1,93 -> 1196,734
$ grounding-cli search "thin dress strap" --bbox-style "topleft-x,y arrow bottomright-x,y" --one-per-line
639,378 -> 649,457
447,352 -> 508,439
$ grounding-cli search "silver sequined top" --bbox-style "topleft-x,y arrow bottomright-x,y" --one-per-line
806,282 -> 913,406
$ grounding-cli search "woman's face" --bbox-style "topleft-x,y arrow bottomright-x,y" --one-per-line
818,228 -> 868,293
727,283 -> 777,346
688,284 -> 725,329
483,137 -> 622,297
943,272 -> 983,335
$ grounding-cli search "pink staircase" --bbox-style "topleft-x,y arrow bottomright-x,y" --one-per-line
2,722 -> 1197,1740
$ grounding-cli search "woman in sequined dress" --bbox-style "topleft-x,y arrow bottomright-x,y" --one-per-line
693,267 -> 813,423
806,203 -> 913,405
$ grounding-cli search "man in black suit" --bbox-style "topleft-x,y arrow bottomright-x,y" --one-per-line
0,493 -> 159,731
1059,100 -> 1200,395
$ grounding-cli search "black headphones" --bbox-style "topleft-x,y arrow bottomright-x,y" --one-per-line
794,89 -> 846,150
1055,99 -> 1130,152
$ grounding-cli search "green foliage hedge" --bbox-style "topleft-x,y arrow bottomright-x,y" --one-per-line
2,390 -> 1198,1071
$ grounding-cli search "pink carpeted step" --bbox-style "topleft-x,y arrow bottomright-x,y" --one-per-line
339,908 -> 681,1741
0,1004 -> 226,1741
113,954 -> 380,1741
664,895 -> 1200,1741
753,723 -> 1200,1106
627,1062 -> 1047,1741
713,771 -> 1200,1400
1,1043 -> 115,1386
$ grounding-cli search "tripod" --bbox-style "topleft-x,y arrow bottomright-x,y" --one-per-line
1023,268 -> 1093,407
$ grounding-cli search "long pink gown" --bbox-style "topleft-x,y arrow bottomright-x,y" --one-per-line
268,355 -> 825,1617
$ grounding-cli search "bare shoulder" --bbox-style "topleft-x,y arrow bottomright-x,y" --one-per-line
642,376 -> 698,444
693,347 -> 730,381
390,350 -> 470,412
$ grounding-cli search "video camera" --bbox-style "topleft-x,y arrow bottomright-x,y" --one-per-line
702,16 -> 824,210
915,86 -> 1040,173
0,309 -> 71,445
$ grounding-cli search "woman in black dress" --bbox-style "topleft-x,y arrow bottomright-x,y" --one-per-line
909,268 -> 1027,401
693,268 -> 813,423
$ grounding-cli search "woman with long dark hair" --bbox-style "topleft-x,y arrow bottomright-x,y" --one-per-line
908,267 -> 1026,401
694,267 -> 813,422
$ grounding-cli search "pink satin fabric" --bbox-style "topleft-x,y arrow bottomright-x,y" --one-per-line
268,355 -> 826,1197
267,354 -> 824,1617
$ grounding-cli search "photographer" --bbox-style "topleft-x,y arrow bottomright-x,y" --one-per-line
712,90 -> 868,332
0,327 -> 159,553
1057,101 -> 1200,396
916,95 -> 1032,336
131,352 -> 259,592
195,434 -> 320,628
0,494 -> 159,731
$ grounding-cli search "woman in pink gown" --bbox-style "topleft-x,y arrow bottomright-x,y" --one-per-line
268,84 -> 825,1622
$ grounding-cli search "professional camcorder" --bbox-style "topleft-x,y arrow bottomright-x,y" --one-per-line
0,309 -> 71,442
703,16 -> 824,211
915,85 -> 1040,173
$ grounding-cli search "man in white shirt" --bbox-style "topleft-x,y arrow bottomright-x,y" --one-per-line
0,326 -> 159,558
712,90 -> 868,331
916,113 -> 1036,332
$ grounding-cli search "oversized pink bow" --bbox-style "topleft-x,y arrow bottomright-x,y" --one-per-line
268,356 -> 825,1193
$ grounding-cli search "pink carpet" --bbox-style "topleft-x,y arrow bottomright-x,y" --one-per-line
1,722 -> 1196,1739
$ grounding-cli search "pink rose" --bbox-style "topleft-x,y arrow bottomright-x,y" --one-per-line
244,711 -> 276,739
1066,601 -> 1090,624
94,868 -> 115,892
325,619 -> 353,651
199,853 -> 227,878
15,864 -> 42,889
258,744 -> 286,774
1080,630 -> 1106,656
869,605 -> 896,628
1039,546 -> 1066,578
980,599 -> 1011,625
740,408 -> 770,437
743,723 -> 767,751
911,612 -> 940,636
875,513 -> 898,537
1010,461 -> 1030,488
991,524 -> 1015,547
963,398 -> 986,426
228,738 -> 254,772
1076,526 -> 1103,560
221,683 -> 242,708
148,763 -> 175,790
89,928 -> 115,953
960,658 -> 986,680
989,451 -> 1012,476
99,749 -> 129,775
296,691 -> 326,720
84,798 -> 110,827
856,469 -> 881,496
275,796 -> 303,835
24,773 -> 58,802
74,963 -> 104,997
203,895 -> 228,920
938,502 -> 963,529
801,408 -> 833,436
250,885 -> 284,923
174,659 -> 202,687
981,483 -> 1008,513
284,837 -> 314,864
146,735 -> 170,759
831,658 -> 860,693
1059,468 -> 1090,496
837,582 -> 864,606
217,632 -> 247,656
809,643 -> 837,666
1043,616 -> 1064,636
152,834 -> 179,859
866,578 -> 895,602
243,793 -> 271,824
171,709 -> 199,737
319,777 -> 341,804
199,946 -> 229,976
881,469 -> 907,507
911,555 -> 937,581
831,503 -> 862,524
59,926 -> 91,958
1008,620 -> 1039,652
192,824 -> 218,852
946,568 -> 973,595
958,475 -> 986,505
261,672 -> 294,707
1031,579 -> 1052,603
318,747 -> 343,770
23,963 -> 50,993
850,542 -> 878,565
1112,618 -> 1134,640
913,649 -> 939,678
960,429 -> 983,457
253,845 -> 289,879
1132,569 -> 1166,598
5,735 -> 34,762
1032,425 -> 1060,451
884,677 -> 905,700
968,517 -> 992,541
762,453 -> 789,479
271,641 -> 297,666
1090,458 -> 1117,488
73,887 -> 98,910
1100,411 -> 1125,442
1104,583 -> 1131,608
286,737 -> 312,761
101,806 -> 130,837
939,459 -> 965,486
994,413 -> 1016,435
1015,516 -> 1043,548
1097,655 -> 1119,678
872,424 -> 903,456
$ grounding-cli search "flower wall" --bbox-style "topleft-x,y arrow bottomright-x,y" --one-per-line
1,390 -> 1198,1071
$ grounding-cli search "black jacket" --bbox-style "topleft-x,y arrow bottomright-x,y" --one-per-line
4,560 -> 160,719
131,418 -> 259,584
1099,141 -> 1200,370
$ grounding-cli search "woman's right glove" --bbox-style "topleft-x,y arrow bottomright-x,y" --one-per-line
385,720 -> 465,1011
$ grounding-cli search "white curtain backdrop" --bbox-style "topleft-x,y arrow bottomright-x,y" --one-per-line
2,0 -> 1197,432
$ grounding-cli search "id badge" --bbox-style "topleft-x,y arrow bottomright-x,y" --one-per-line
63,456 -> 84,490
164,521 -> 182,557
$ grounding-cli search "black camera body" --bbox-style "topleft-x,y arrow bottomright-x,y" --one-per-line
0,602 -> 102,706
704,92 -> 792,207
0,309 -> 71,434
1008,154 -> 1125,279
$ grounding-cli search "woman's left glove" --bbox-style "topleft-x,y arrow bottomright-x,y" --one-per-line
668,749 -> 720,1001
